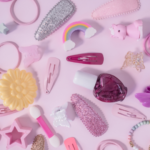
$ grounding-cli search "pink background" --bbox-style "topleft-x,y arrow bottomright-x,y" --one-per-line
0,0 -> 150,150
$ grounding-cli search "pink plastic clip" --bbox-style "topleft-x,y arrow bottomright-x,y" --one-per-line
0,104 -> 18,117
112,104 -> 146,120
66,53 -> 104,65
44,57 -> 60,94
64,137 -> 79,150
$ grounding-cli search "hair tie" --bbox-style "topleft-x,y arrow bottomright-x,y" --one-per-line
0,42 -> 21,74
97,140 -> 124,150
10,0 -> 40,25
143,33 -> 150,56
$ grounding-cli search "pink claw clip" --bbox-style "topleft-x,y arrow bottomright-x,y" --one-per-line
64,137 -> 79,150
44,57 -> 60,94
0,104 -> 18,117
66,53 -> 104,65
112,104 -> 147,120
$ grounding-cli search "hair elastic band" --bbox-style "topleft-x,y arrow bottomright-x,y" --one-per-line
143,33 -> 150,56
0,41 -> 21,74
97,140 -> 124,150
10,0 -> 40,25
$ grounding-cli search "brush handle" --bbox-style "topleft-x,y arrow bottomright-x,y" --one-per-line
37,116 -> 54,138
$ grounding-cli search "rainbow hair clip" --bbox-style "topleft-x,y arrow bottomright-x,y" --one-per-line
63,21 -> 97,51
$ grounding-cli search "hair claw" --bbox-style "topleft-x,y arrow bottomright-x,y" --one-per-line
44,57 -> 60,94
66,53 -> 104,65
112,104 -> 146,120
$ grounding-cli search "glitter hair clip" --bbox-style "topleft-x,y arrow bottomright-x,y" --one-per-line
35,0 -> 76,41
71,94 -> 108,137
121,51 -> 145,72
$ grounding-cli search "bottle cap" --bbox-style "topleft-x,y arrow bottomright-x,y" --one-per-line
73,71 -> 97,90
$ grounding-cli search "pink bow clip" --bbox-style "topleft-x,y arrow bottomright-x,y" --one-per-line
19,45 -> 43,67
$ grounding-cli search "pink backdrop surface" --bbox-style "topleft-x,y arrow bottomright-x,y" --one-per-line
0,0 -> 150,150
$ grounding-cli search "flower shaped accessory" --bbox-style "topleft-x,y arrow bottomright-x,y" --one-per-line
0,69 -> 37,111
121,51 -> 145,72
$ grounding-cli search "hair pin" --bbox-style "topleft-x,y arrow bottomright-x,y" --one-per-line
66,53 -> 104,65
44,57 -> 60,94
112,104 -> 147,120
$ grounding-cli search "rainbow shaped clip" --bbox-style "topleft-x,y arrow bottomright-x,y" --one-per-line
63,21 -> 97,51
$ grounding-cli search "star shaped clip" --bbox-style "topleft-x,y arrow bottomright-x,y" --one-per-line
121,51 -> 145,72
0,119 -> 32,149
0,23 -> 9,34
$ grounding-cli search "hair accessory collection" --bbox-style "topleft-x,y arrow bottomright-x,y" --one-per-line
63,21 -> 97,51
0,68 -> 37,111
66,53 -> 104,65
110,20 -> 143,40
0,0 -> 150,149
92,0 -> 141,20
71,94 -> 108,137
0,42 -> 21,74
128,120 -> 150,150
135,86 -> 150,107
121,51 -> 145,72
35,0 -> 76,41
0,119 -> 32,149
0,23 -> 9,34
112,104 -> 147,120
10,0 -> 40,25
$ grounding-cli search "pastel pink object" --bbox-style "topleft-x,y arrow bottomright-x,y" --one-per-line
0,0 -> 12,2
92,0 -> 141,20
10,0 -> 40,25
112,104 -> 147,120
71,94 -> 108,137
143,33 -> 150,57
109,20 -> 143,40
19,45 -> 43,68
0,119 -> 32,149
44,57 -> 60,94
0,104 -> 18,117
64,137 -> 79,150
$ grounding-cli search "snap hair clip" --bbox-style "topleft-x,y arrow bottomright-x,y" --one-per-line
0,41 -> 21,74
10,0 -> 40,25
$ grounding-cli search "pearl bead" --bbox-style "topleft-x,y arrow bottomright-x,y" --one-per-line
137,123 -> 141,127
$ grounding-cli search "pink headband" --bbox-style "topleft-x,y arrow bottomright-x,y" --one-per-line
0,41 -> 21,74
143,33 -> 150,57
97,140 -> 124,150
10,0 -> 40,25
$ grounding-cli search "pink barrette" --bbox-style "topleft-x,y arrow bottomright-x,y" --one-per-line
143,33 -> 150,57
19,45 -> 43,68
66,53 -> 104,65
92,0 -> 140,20
0,119 -> 32,149
112,104 -> 146,120
44,57 -> 60,94
121,51 -> 145,72
10,0 -> 40,25
71,94 -> 108,137
0,104 -> 18,117
0,41 -> 21,74
109,20 -> 143,40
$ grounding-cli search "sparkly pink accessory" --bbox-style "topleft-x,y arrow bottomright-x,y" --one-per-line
97,140 -> 124,150
19,45 -> 43,68
71,94 -> 108,137
92,0 -> 140,20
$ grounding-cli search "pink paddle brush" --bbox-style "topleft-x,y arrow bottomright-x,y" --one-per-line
92,0 -> 141,20
71,94 -> 108,137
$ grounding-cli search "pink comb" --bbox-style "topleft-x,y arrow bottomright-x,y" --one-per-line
64,137 -> 79,150
44,57 -> 60,94
66,53 -> 104,65
92,0 -> 141,20
71,94 -> 108,137
19,45 -> 43,68
112,104 -> 146,120
0,104 -> 18,117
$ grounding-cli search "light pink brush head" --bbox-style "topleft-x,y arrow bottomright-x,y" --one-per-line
71,94 -> 108,137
